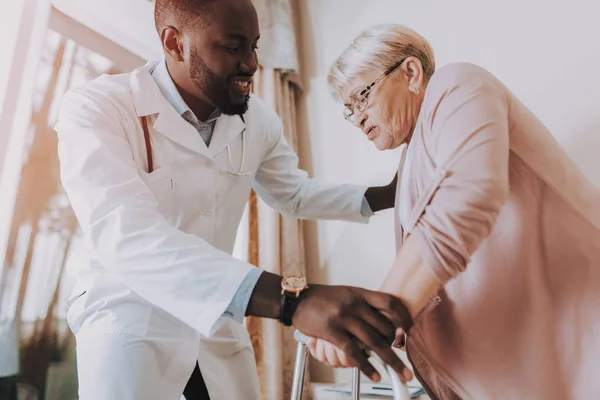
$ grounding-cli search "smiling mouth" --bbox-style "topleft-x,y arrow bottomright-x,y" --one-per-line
230,79 -> 252,97
232,80 -> 251,88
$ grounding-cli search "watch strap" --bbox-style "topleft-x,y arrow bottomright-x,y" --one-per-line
278,290 -> 302,326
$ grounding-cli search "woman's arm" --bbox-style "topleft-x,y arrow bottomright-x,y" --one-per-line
308,64 -> 510,372
381,64 -> 511,317
379,235 -> 441,319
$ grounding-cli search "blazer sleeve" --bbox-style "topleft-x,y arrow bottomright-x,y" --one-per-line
411,65 -> 511,284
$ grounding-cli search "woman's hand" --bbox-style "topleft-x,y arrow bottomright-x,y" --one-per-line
306,331 -> 414,381
306,337 -> 355,368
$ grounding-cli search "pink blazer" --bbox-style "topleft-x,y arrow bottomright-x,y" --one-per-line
396,63 -> 600,400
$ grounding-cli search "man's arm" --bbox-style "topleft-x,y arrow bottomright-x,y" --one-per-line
364,172 -> 398,212
225,159 -> 396,324
57,87 -> 413,381
56,87 -> 260,338
246,270 -> 413,382
252,117 -> 396,222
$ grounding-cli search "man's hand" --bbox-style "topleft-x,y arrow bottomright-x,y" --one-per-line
364,172 -> 398,212
292,285 -> 412,382
245,272 -> 412,381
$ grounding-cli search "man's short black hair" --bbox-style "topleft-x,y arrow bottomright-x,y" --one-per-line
154,0 -> 219,33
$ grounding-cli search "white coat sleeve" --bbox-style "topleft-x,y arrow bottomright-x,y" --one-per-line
55,88 -> 255,338
252,117 -> 370,223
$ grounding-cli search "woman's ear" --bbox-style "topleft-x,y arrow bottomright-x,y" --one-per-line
405,57 -> 424,92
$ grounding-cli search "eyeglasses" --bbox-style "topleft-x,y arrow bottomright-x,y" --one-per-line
343,58 -> 407,121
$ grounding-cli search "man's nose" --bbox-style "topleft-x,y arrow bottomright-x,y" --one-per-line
239,51 -> 258,76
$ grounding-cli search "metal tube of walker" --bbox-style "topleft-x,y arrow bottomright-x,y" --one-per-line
351,367 -> 361,400
290,331 -> 310,400
292,330 -> 412,400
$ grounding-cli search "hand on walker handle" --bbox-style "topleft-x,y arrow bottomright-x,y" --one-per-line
294,331 -> 412,400
305,336 -> 413,382
290,284 -> 413,382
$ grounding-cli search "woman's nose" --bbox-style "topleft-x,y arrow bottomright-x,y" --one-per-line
352,112 -> 367,129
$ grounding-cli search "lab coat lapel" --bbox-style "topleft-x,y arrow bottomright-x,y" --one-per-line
209,114 -> 246,157
153,107 -> 212,158
130,62 -> 212,159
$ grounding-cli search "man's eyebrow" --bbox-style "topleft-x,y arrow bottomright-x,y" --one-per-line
223,33 -> 261,42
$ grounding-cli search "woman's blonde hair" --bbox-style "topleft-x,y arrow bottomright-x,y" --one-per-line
328,24 -> 436,102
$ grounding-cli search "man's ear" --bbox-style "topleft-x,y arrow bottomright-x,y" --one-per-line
161,26 -> 185,62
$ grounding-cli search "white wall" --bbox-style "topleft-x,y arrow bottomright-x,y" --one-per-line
297,0 -> 600,383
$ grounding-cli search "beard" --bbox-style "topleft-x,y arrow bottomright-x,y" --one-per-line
189,46 -> 250,116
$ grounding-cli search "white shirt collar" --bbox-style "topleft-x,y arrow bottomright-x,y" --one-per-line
151,59 -> 221,124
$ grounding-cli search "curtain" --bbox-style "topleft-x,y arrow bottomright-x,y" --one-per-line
245,0 -> 312,397
246,1 -> 311,398
252,0 -> 299,71
247,67 -> 311,400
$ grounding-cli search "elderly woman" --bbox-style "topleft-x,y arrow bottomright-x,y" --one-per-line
307,24 -> 600,399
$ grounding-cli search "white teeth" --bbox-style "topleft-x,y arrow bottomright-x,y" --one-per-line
233,81 -> 250,88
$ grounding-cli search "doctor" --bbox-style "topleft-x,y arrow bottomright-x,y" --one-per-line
54,0 -> 413,399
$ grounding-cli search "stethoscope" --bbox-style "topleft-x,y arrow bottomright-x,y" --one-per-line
220,115 -> 251,176
140,114 -> 250,176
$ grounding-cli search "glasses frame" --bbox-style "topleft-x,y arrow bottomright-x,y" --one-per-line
343,58 -> 407,121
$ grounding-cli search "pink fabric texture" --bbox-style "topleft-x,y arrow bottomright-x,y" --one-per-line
396,63 -> 600,400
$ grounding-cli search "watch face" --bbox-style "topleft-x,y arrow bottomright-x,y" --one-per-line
282,275 -> 307,291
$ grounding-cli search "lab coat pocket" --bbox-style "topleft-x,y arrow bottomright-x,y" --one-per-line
66,289 -> 87,309
216,169 -> 255,208
65,289 -> 88,335
200,319 -> 253,358
140,166 -> 175,222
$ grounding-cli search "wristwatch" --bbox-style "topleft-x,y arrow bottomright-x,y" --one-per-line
278,275 -> 308,326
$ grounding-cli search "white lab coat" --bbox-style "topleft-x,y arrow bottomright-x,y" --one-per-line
55,62 -> 369,400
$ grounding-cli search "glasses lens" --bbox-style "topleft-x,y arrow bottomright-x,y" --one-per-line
343,107 -> 353,120
356,95 -> 368,112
